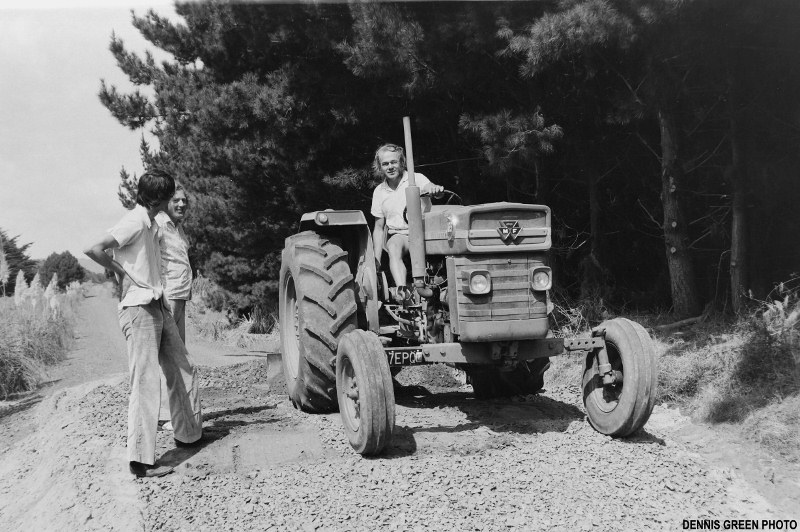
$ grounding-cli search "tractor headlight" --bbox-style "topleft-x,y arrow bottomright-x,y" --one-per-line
531,267 -> 552,291
467,270 -> 491,295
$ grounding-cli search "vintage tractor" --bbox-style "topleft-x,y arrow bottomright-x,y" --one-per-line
279,118 -> 657,455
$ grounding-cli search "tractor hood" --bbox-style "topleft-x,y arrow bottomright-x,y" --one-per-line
423,202 -> 551,255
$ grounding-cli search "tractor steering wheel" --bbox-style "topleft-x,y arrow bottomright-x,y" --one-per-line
403,189 -> 462,224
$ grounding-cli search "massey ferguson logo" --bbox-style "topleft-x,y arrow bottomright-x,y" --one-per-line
498,220 -> 521,242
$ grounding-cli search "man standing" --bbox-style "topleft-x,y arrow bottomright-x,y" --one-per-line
155,184 -> 192,342
155,184 -> 193,432
84,170 -> 202,478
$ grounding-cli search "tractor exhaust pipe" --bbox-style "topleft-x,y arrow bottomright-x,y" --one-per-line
402,116 -> 427,289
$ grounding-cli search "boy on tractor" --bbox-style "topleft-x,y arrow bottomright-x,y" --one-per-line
370,143 -> 444,304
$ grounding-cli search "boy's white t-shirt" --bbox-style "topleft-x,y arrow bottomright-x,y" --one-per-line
370,171 -> 431,235
108,205 -> 164,308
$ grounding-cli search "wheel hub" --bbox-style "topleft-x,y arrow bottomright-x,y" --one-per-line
282,278 -> 301,380
341,359 -> 361,431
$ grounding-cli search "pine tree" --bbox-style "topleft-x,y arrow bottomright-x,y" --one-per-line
100,3 -> 380,309
0,229 -> 37,296
0,232 -> 9,297
502,0 -> 711,316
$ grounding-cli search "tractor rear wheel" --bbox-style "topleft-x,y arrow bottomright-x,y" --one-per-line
279,231 -> 358,413
582,318 -> 658,437
336,330 -> 395,455
468,358 -> 550,399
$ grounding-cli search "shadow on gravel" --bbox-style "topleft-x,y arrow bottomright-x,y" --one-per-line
200,404 -> 280,429
387,387 -> 587,457
397,389 -> 585,430
158,425 -> 232,468
626,429 -> 666,446
223,353 -> 274,358
386,425 -> 418,457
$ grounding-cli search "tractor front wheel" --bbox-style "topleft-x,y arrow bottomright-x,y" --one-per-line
336,330 -> 395,455
582,318 -> 658,437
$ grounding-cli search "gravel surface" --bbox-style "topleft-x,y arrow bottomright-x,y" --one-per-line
1,360 -> 796,531
3,288 -> 797,531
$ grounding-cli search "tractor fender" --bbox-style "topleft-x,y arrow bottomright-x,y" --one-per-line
295,210 -> 379,333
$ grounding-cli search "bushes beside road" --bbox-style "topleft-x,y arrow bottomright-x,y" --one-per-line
658,286 -> 800,461
0,276 -> 81,398
186,276 -> 278,349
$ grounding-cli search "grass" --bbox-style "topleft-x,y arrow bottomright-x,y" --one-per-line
0,282 -> 79,398
186,276 -> 279,348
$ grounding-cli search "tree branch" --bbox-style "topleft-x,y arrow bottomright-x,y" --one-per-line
637,199 -> 662,229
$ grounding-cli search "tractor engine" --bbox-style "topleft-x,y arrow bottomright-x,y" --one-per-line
419,202 -> 553,344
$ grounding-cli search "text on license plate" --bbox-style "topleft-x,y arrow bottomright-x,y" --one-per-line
386,349 -> 423,366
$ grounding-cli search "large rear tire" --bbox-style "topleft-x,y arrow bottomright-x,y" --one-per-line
582,318 -> 658,437
336,330 -> 395,455
279,231 -> 358,413
468,358 -> 550,399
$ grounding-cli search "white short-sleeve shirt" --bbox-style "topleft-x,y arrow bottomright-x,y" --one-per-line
370,171 -> 431,235
155,212 -> 193,301
108,205 -> 164,308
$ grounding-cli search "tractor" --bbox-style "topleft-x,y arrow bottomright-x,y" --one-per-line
279,118 -> 658,455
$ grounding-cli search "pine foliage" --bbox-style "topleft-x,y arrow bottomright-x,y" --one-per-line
0,229 -> 38,296
98,1 -> 800,314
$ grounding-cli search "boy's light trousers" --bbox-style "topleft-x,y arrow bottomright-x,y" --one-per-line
119,299 -> 202,465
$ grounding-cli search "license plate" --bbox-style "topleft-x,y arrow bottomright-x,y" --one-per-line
386,349 -> 423,366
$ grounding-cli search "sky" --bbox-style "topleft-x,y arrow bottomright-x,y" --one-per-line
0,1 -> 178,261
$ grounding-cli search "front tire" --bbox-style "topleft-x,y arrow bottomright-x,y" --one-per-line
336,330 -> 395,455
582,318 -> 658,436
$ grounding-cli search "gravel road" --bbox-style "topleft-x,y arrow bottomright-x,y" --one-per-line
0,288 -> 798,531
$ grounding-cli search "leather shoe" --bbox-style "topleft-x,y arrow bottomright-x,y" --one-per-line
174,431 -> 204,448
129,461 -> 174,478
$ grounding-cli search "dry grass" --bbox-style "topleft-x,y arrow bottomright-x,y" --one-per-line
186,300 -> 233,342
0,286 -> 78,398
186,276 -> 279,349
655,285 -> 799,460
742,395 -> 800,462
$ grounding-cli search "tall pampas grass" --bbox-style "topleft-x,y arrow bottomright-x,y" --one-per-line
0,274 -> 80,398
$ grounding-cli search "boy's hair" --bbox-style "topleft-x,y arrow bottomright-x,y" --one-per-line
372,144 -> 406,178
137,169 -> 176,208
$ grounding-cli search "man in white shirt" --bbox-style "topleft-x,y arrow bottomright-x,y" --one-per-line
155,185 -> 192,342
370,143 -> 443,303
84,170 -> 202,478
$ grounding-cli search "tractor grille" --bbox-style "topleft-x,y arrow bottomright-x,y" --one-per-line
468,209 -> 549,248
453,254 -> 547,322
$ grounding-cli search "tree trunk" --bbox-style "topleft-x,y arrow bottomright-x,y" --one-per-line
580,158 -> 603,300
728,66 -> 748,313
658,108 -> 701,318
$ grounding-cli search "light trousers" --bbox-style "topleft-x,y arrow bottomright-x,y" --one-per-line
119,299 -> 202,465
166,298 -> 187,343
159,298 -> 187,420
